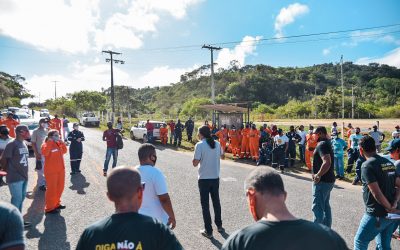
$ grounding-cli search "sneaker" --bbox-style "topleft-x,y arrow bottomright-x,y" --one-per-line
57,204 -> 66,209
23,221 -> 32,229
45,209 -> 60,215
76,170 -> 81,173
103,172 -> 107,177
39,185 -> 46,191
352,179 -> 359,185
217,227 -> 225,233
200,229 -> 213,239
70,172 -> 76,175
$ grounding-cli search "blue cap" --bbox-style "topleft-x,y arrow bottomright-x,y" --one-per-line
386,139 -> 400,152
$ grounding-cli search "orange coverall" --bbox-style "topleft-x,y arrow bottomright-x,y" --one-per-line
240,128 -> 250,158
216,128 -> 228,152
228,129 -> 240,158
41,140 -> 67,212
305,133 -> 318,170
0,117 -> 19,138
159,127 -> 168,145
50,118 -> 63,138
249,128 -> 260,160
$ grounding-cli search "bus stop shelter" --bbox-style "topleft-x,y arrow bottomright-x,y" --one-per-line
200,104 -> 249,129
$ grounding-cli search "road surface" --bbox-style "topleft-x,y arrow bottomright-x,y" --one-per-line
0,126 -> 399,249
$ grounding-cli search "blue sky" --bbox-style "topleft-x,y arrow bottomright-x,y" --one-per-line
0,0 -> 399,103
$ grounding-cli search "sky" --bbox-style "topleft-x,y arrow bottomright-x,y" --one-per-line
0,0 -> 399,103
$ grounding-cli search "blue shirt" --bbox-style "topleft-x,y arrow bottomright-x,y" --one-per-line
331,137 -> 347,156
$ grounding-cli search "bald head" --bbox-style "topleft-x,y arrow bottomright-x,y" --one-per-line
107,167 -> 141,202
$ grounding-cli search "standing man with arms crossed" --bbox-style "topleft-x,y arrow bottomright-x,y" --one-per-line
0,125 -> 31,228
76,167 -> 183,250
31,118 -> 49,191
136,144 -> 176,229
193,125 -> 224,239
353,136 -> 399,250
369,125 -> 385,153
103,121 -> 120,177
221,167 -> 348,250
312,126 -> 335,228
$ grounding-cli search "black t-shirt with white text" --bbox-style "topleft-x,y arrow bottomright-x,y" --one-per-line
313,139 -> 335,183
76,212 -> 183,250
361,155 -> 397,217
221,219 -> 348,250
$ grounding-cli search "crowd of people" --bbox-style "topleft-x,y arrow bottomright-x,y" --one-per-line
2,108 -> 400,249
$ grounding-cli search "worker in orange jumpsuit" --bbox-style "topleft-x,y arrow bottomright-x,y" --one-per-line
305,125 -> 318,170
159,123 -> 168,145
240,124 -> 251,159
249,124 -> 260,161
50,114 -> 63,139
0,112 -> 20,138
228,125 -> 240,159
41,129 -> 67,214
215,124 -> 228,153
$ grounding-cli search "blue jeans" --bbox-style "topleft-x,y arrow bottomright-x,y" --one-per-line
298,144 -> 305,163
354,213 -> 397,250
103,147 -> 118,172
312,181 -> 334,228
334,155 -> 344,177
8,180 -> 28,212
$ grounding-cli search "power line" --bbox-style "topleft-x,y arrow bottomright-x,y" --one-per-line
202,45 -> 221,104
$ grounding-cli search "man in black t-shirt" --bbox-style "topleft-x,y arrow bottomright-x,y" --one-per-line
76,167 -> 183,250
221,167 -> 348,250
353,136 -> 399,250
312,126 -> 335,228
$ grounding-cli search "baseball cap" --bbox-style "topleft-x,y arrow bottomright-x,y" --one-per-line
39,118 -> 49,123
386,139 -> 400,152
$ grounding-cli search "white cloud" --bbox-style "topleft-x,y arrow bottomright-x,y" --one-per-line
1,0 -> 203,53
322,48 -> 330,56
0,0 -> 100,54
274,3 -> 309,38
138,65 -> 198,87
216,36 -> 262,69
342,30 -> 400,47
355,47 -> 400,68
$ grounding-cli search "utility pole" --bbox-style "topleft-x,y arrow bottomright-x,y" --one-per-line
52,81 -> 59,99
340,55 -> 344,119
202,45 -> 221,104
351,85 -> 355,119
102,50 -> 125,123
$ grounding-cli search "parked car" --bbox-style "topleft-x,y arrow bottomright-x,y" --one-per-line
15,111 -> 31,120
130,120 -> 165,143
7,107 -> 20,112
79,112 -> 100,127
40,109 -> 50,117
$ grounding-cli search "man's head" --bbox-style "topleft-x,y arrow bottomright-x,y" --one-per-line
163,123 -> 167,128
333,122 -> 337,127
138,143 -> 157,166
15,125 -> 30,140
73,123 -> 79,130
299,125 -> 304,131
47,129 -> 60,142
231,125 -> 236,130
314,126 -> 328,140
54,114 -> 58,119
359,135 -> 376,158
107,121 -> 113,129
386,139 -> 400,160
245,167 -> 286,221
277,128 -> 283,136
348,123 -> 353,128
355,127 -> 361,134
7,112 -> 13,118
39,118 -> 49,129
309,125 -> 314,133
0,125 -> 9,139
396,125 -> 400,132
107,167 -> 144,211
63,114 -> 66,119
289,125 -> 294,132
147,119 -> 150,123
372,125 -> 378,132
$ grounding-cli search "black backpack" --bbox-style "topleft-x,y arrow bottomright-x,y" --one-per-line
116,132 -> 124,150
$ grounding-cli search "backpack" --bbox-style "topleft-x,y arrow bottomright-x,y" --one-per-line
116,132 -> 124,150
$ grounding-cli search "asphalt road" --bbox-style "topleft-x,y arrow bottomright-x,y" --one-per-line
1,126 -> 399,250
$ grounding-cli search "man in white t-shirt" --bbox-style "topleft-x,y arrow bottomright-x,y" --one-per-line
193,125 -> 225,239
368,125 -> 385,152
272,129 -> 289,173
136,144 -> 176,229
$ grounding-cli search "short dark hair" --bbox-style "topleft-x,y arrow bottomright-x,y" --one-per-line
360,135 -> 376,153
47,129 -> 59,137
245,167 -> 285,196
315,126 -> 327,135
15,125 -> 29,134
107,167 -> 141,201
138,143 -> 156,161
